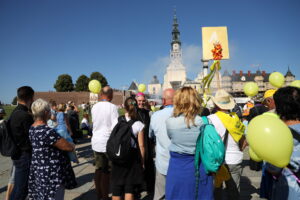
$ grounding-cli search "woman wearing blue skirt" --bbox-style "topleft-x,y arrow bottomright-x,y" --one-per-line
165,87 -> 213,200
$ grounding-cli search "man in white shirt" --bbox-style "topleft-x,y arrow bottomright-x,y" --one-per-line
92,86 -> 119,200
149,88 -> 175,200
208,89 -> 245,200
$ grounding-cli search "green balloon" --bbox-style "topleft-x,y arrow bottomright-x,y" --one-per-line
249,147 -> 262,162
246,115 -> 293,168
243,82 -> 259,97
263,112 -> 279,118
290,80 -> 300,88
269,72 -> 285,88
138,84 -> 146,93
88,80 -> 102,94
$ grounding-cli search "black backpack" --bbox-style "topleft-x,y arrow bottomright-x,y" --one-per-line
106,116 -> 138,166
0,118 -> 19,157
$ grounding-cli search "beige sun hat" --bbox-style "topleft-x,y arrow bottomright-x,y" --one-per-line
212,89 -> 235,110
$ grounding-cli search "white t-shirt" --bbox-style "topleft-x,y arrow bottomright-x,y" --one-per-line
208,114 -> 243,165
91,101 -> 119,152
125,113 -> 144,148
81,118 -> 89,127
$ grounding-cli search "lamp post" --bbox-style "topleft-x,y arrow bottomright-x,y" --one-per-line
122,86 -> 127,105
201,59 -> 209,77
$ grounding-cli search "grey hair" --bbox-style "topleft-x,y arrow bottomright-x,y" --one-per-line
31,98 -> 51,119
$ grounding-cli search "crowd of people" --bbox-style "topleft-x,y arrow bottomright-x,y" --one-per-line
0,84 -> 299,200
1,87 -> 89,200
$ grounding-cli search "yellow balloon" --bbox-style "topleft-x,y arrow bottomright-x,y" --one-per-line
246,114 -> 293,168
243,82 -> 259,97
263,112 -> 279,118
151,105 -> 155,112
269,72 -> 285,88
138,84 -> 146,93
290,80 -> 300,88
88,80 -> 102,94
249,147 -> 262,162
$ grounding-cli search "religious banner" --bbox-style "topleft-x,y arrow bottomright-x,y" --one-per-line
202,27 -> 229,60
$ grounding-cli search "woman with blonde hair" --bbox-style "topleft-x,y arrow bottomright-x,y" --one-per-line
165,87 -> 214,200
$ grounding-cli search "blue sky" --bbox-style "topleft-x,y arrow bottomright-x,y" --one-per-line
0,0 -> 300,103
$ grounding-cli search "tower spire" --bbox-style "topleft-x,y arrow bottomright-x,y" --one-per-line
286,65 -> 295,77
171,8 -> 181,46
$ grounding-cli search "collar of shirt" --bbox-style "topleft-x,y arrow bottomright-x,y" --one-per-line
164,105 -> 173,108
17,103 -> 29,112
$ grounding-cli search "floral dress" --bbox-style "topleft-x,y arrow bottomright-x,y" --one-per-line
28,125 -> 77,200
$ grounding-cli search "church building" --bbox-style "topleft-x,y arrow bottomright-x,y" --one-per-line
147,13 -> 296,97
147,12 -> 221,95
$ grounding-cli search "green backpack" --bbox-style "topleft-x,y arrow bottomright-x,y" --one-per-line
195,116 -> 225,173
194,116 -> 225,199
194,117 -> 225,199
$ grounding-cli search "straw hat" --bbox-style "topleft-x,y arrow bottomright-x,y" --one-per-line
212,89 -> 235,110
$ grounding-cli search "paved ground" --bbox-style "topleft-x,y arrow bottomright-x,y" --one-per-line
0,138 -> 262,199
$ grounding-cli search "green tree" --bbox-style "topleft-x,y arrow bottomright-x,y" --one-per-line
90,72 -> 108,87
54,74 -> 74,92
12,96 -> 17,105
75,74 -> 90,91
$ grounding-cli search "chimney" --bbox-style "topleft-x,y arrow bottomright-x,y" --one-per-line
233,70 -> 236,75
240,70 -> 243,76
248,70 -> 251,77
262,71 -> 266,77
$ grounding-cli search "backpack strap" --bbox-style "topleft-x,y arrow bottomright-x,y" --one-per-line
201,116 -> 209,125
119,115 -> 139,145
286,128 -> 300,183
290,128 -> 300,143
202,116 -> 229,149
223,129 -> 229,150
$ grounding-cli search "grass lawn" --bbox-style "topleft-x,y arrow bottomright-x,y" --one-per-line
2,105 -> 17,120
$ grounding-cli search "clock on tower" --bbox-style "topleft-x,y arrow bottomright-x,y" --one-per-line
173,43 -> 179,51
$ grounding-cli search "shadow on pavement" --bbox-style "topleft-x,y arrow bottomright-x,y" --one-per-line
242,159 -> 250,168
72,160 -> 94,169
76,172 -> 94,188
76,145 -> 94,160
73,188 -> 97,200
75,137 -> 94,160
0,186 -> 7,194
240,176 -> 260,200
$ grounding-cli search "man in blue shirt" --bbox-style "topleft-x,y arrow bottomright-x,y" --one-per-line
149,88 -> 175,200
